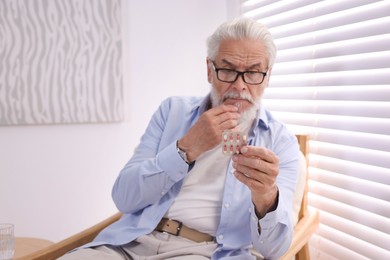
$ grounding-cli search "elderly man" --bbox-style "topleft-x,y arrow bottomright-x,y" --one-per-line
60,18 -> 299,260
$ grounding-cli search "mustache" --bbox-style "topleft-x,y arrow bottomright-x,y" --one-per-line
222,91 -> 256,104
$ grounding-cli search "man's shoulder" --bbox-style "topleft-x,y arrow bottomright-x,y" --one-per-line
261,107 -> 295,138
164,95 -> 204,103
261,107 -> 285,126
161,96 -> 205,110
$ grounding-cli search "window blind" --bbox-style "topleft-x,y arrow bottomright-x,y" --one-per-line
241,0 -> 390,259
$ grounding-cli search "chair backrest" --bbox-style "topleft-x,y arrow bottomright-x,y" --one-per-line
280,134 -> 318,260
295,134 -> 309,221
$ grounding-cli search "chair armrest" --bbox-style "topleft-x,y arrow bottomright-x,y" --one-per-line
20,212 -> 122,260
280,209 -> 320,260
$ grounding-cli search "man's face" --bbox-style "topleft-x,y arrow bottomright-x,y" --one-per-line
207,39 -> 271,113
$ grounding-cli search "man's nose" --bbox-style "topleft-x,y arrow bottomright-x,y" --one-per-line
231,74 -> 247,92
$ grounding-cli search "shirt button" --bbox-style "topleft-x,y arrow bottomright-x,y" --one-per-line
218,234 -> 224,240
224,203 -> 230,208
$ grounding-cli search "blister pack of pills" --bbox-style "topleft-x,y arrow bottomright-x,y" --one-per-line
222,131 -> 247,155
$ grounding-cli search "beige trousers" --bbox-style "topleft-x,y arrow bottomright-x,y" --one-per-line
58,231 -> 218,260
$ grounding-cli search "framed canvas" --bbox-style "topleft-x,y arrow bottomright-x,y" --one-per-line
0,0 -> 123,125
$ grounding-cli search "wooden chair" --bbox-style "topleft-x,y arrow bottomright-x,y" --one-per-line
280,134 -> 320,260
21,134 -> 319,260
16,212 -> 122,260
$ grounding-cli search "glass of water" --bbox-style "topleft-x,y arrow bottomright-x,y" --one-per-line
0,224 -> 14,260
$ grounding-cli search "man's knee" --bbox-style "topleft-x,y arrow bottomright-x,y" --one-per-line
58,246 -> 125,260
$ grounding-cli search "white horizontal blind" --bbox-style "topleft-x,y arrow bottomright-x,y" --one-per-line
241,0 -> 390,259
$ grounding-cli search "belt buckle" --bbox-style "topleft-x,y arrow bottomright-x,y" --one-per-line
169,219 -> 183,236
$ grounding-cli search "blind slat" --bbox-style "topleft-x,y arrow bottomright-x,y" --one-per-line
264,85 -> 390,101
263,99 -> 390,118
285,125 -> 390,153
308,193 -> 390,235
277,34 -> 390,61
310,140 -> 390,168
274,17 -> 390,49
268,1 -> 390,38
242,0 -> 319,20
310,233 -> 370,260
309,180 -> 390,218
315,223 -> 390,259
309,155 -> 390,185
269,68 -> 390,86
310,167 -> 389,202
320,210 -> 390,252
273,51 -> 390,74
245,0 -> 383,28
272,112 -> 390,135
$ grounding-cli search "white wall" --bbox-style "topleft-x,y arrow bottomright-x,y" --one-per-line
0,0 -> 228,242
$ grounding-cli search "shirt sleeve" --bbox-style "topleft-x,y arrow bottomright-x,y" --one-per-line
250,130 -> 300,259
111,98 -> 190,213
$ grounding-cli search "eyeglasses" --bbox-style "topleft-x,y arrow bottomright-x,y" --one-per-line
211,61 -> 267,85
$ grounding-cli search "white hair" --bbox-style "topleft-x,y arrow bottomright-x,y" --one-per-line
207,17 -> 277,68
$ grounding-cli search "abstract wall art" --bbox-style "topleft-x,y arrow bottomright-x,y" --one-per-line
0,0 -> 123,125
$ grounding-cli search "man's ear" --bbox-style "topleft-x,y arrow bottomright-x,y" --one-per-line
265,67 -> 272,87
206,59 -> 212,83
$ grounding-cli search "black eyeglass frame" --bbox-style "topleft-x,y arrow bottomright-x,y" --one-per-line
211,61 -> 268,85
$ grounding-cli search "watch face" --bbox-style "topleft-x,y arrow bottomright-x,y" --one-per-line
178,147 -> 188,163
180,150 -> 187,161
177,141 -> 189,164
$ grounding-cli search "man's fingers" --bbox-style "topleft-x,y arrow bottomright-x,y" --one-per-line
202,105 -> 240,132
212,104 -> 240,115
210,105 -> 240,122
240,146 -> 279,164
234,170 -> 267,190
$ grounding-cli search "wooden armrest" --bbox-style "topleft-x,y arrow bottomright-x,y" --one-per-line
280,209 -> 320,260
14,237 -> 54,260
21,212 -> 122,260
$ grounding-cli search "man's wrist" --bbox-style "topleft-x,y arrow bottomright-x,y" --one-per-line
177,140 -> 190,164
254,186 -> 279,219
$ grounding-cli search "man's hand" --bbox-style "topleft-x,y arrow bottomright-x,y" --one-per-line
178,105 -> 240,162
232,146 -> 279,218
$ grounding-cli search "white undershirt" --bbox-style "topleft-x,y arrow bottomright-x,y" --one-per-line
165,143 -> 230,236
165,121 -> 253,236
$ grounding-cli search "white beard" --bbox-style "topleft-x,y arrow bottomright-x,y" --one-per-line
210,87 -> 259,126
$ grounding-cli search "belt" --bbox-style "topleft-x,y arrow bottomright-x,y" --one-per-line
155,218 -> 215,243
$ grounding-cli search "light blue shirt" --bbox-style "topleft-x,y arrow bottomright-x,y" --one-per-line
88,95 -> 300,259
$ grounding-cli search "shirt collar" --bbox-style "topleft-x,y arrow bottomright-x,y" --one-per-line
256,104 -> 269,130
197,94 -> 212,114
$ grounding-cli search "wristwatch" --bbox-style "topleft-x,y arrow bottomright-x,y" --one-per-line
176,141 -> 190,164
